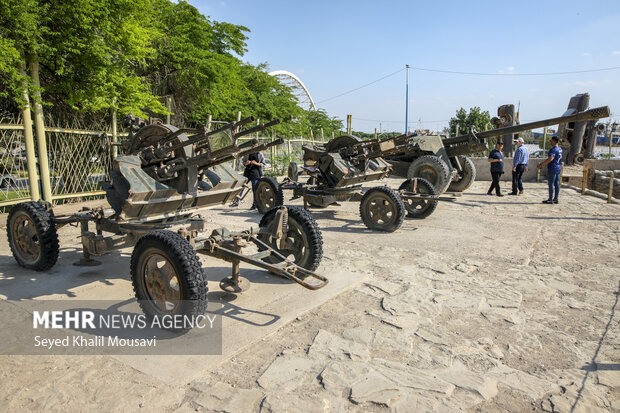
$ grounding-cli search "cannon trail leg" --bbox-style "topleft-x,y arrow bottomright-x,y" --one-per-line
219,244 -> 251,293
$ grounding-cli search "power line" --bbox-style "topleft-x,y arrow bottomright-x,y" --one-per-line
353,117 -> 450,124
316,68 -> 405,104
316,64 -> 620,107
411,66 -> 620,76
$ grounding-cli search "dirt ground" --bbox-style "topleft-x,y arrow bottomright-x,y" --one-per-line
1,179 -> 619,412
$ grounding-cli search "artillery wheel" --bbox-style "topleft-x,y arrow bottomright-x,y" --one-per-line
359,186 -> 405,232
399,178 -> 438,219
7,201 -> 59,271
254,177 -> 284,214
407,155 -> 451,194
447,155 -> 476,192
324,135 -> 362,152
258,206 -> 323,271
131,230 -> 207,331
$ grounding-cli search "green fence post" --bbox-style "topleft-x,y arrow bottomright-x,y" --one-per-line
30,60 -> 52,202
19,63 -> 40,201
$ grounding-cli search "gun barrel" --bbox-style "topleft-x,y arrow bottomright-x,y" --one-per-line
443,106 -> 610,146
195,137 -> 284,171
235,119 -> 281,139
168,137 -> 285,174
164,116 -> 256,154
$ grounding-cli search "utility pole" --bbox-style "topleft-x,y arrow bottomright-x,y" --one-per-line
405,64 -> 410,135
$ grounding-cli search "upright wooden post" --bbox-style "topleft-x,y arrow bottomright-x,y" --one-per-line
30,59 -> 52,202
609,125 -> 614,158
374,128 -> 377,139
542,127 -> 548,151
19,63 -> 40,201
111,107 -> 118,158
165,96 -> 172,124
206,114 -> 212,132
271,131 -> 276,173
233,111 -> 242,170
346,114 -> 352,135
608,172 -> 615,204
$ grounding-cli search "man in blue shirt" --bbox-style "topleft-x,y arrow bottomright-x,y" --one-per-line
487,141 -> 505,197
537,136 -> 563,204
509,137 -> 529,195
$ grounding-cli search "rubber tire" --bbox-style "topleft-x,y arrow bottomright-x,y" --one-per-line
447,155 -> 476,192
288,162 -> 299,181
407,155 -> 451,194
7,201 -> 59,271
399,178 -> 438,219
324,135 -> 362,152
131,230 -> 207,331
258,205 -> 323,271
254,176 -> 284,214
359,186 -> 405,232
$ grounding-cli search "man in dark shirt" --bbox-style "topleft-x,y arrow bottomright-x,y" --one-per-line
242,146 -> 265,209
487,141 -> 505,197
537,136 -> 563,204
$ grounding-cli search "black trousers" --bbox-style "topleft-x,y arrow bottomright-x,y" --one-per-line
488,171 -> 503,195
511,164 -> 526,193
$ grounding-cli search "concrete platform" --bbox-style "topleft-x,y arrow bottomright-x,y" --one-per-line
0,203 -> 367,382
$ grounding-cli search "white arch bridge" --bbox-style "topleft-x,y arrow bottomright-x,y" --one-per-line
269,70 -> 316,111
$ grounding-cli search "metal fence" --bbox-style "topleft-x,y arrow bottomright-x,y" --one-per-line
0,115 -> 326,208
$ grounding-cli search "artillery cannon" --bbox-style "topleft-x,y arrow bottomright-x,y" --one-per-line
6,116 -> 327,331
386,105 -> 611,193
253,134 -> 457,233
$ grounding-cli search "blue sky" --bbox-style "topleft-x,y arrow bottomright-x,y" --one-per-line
192,0 -> 620,132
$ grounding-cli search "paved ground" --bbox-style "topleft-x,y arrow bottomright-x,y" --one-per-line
0,179 -> 619,412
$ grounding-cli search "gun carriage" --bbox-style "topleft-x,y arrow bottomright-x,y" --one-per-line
386,106 -> 611,194
6,116 -> 327,330
253,134 -> 457,233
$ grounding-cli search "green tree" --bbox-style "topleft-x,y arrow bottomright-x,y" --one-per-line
0,0 -> 341,138
448,107 -> 491,137
0,0 -> 165,116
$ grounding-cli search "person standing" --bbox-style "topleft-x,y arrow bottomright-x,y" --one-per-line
509,137 -> 530,195
537,136 -> 563,204
242,144 -> 265,209
487,141 -> 505,197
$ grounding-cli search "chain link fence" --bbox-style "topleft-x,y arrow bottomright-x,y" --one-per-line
0,114 -> 31,205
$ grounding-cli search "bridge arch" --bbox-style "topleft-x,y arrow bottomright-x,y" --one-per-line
269,70 -> 317,111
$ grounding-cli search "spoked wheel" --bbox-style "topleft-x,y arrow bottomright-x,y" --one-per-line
7,201 -> 59,271
258,206 -> 323,271
399,178 -> 438,219
359,187 -> 405,232
131,230 -> 207,331
254,177 -> 284,214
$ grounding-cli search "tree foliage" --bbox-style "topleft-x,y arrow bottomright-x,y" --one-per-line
0,0 -> 342,137
448,107 -> 491,137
